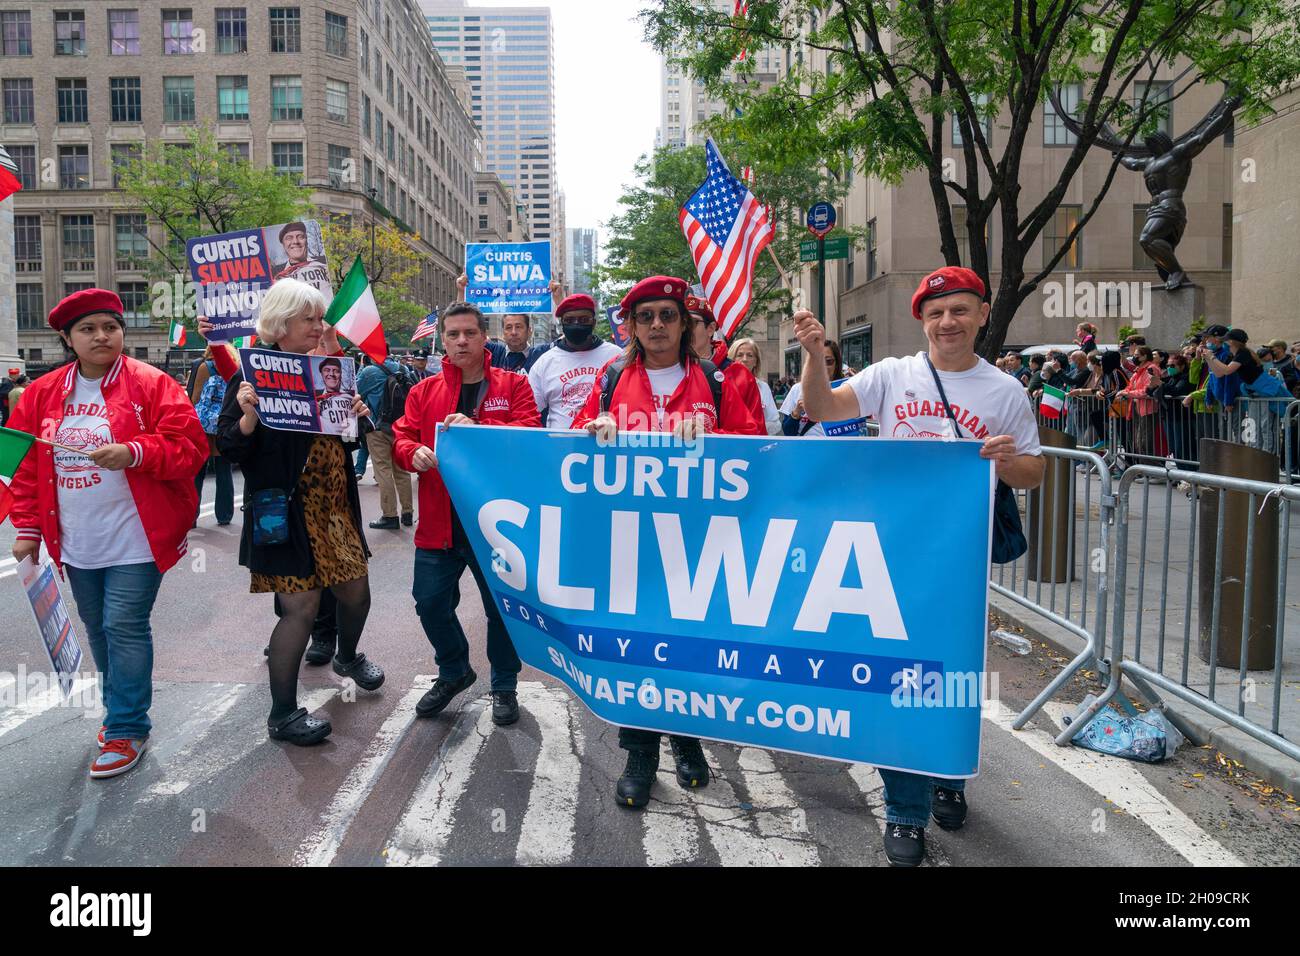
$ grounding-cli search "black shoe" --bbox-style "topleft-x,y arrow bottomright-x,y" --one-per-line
669,736 -> 710,789
931,786 -> 968,831
332,653 -> 385,691
615,749 -> 660,809
263,645 -> 270,658
369,516 -> 400,530
415,669 -> 477,718
267,708 -> 331,746
883,823 -> 926,867
304,637 -> 336,666
491,690 -> 519,726
401,512 -> 414,527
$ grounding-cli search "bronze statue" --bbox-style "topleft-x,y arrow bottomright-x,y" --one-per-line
1047,87 -> 1241,290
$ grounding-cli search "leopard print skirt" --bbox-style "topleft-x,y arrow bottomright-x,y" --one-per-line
251,436 -> 368,594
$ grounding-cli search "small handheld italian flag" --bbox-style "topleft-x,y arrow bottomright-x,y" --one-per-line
324,256 -> 388,365
0,426 -> 36,524
1040,383 -> 1067,420
168,318 -> 187,347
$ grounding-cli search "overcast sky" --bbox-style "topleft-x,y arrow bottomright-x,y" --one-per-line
468,0 -> 663,255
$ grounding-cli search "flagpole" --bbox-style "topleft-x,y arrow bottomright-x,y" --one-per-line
31,436 -> 84,455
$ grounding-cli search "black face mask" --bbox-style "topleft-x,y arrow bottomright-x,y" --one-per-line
562,323 -> 593,346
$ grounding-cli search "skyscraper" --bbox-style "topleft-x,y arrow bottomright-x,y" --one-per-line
421,2 -> 561,278
567,227 -> 597,297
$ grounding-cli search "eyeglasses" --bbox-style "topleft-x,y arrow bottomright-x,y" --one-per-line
632,308 -> 682,326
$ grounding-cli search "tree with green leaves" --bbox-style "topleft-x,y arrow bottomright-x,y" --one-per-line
322,219 -> 428,342
643,0 -> 1300,359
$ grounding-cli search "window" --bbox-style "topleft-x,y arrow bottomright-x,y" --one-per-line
1044,204 -> 1082,269
386,66 -> 394,104
1134,81 -> 1172,137
359,28 -> 368,73
270,75 -> 302,120
217,75 -> 249,120
1223,203 -> 1233,269
2,78 -> 33,123
952,93 -> 991,147
9,145 -> 35,188
109,9 -> 140,55
271,141 -> 303,176
62,214 -> 95,269
1,11 -> 32,56
363,156 -> 372,190
118,282 -> 150,327
866,218 -> 878,280
840,326 -> 872,372
1043,83 -> 1080,146
17,285 -> 43,331
1132,205 -> 1147,270
115,214 -> 149,268
478,214 -> 488,230
222,141 -> 250,161
110,77 -> 142,122
269,7 -> 301,53
13,215 -> 41,271
325,12 -> 347,56
387,122 -> 396,161
164,76 -> 195,122
215,8 -> 247,53
328,144 -> 350,188
362,93 -> 371,138
325,79 -> 348,123
54,10 -> 87,55
162,9 -> 194,54
57,78 -> 89,123
111,143 -> 141,186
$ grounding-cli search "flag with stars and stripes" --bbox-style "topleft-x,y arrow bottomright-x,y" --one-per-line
734,0 -> 749,62
411,311 -> 439,343
679,138 -> 774,340
0,144 -> 23,202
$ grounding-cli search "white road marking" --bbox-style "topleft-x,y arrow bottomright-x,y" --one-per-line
295,684 -> 426,866
736,747 -> 821,862
0,677 -> 97,742
515,684 -> 585,866
986,701 -> 1243,867
385,696 -> 493,866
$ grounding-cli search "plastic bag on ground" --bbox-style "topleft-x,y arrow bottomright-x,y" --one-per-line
1062,693 -> 1185,763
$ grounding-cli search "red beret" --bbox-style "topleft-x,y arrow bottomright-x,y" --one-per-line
48,288 -> 124,333
619,276 -> 689,318
556,293 -> 597,317
685,294 -> 715,325
911,266 -> 986,320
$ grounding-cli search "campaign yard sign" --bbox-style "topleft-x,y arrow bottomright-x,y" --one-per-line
18,556 -> 83,698
240,348 -> 358,438
605,305 -> 630,347
435,426 -> 994,777
188,220 -> 333,342
465,241 -> 552,314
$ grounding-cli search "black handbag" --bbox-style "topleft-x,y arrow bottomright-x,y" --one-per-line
923,355 -> 1028,564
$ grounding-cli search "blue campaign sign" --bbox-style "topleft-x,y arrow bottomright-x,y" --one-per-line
605,305 -> 629,347
807,202 -> 836,238
465,241 -> 553,314
435,426 -> 994,777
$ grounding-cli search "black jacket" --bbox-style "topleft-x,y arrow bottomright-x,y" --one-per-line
216,364 -> 369,578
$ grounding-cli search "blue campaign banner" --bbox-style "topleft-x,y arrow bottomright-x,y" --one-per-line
435,426 -> 994,777
605,305 -> 629,347
465,241 -> 552,314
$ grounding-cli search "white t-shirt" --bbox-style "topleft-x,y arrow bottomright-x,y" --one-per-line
54,373 -> 153,569
645,363 -> 687,429
845,352 -> 1041,454
528,341 -> 623,429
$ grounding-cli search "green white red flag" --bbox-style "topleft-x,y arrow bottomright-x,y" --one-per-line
324,257 -> 387,365
0,426 -> 36,524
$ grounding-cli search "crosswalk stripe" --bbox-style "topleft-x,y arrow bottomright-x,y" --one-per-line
515,684 -> 585,866
385,695 -> 493,866
295,685 -> 426,867
0,677 -> 97,742
736,747 -> 822,860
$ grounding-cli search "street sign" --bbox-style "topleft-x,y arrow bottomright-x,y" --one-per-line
800,237 -> 849,262
806,202 -> 836,238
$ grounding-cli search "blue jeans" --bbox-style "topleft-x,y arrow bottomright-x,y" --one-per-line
412,541 -> 520,691
65,562 -> 164,742
878,768 -> 966,828
354,443 -> 369,475
193,453 -> 234,525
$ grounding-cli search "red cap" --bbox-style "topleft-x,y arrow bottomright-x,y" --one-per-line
7,368 -> 19,375
685,294 -> 715,325
619,276 -> 689,318
911,266 -> 986,320
556,293 -> 597,317
48,288 -> 124,333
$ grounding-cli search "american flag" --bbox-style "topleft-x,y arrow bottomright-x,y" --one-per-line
679,138 -> 774,340
411,310 -> 438,342
0,144 -> 23,202
734,0 -> 749,62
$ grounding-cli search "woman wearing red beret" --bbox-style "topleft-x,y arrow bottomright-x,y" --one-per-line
7,288 -> 208,779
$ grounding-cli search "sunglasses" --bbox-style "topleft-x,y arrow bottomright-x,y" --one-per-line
633,308 -> 682,326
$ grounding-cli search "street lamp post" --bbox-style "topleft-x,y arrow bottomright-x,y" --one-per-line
367,186 -> 378,266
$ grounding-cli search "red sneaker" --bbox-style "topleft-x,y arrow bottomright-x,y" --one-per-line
90,738 -> 147,779
97,725 -> 106,747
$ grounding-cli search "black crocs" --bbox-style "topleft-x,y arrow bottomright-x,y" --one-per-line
332,653 -> 385,691
268,708 -> 331,745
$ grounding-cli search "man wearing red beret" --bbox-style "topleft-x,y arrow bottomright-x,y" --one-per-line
526,291 -> 622,429
686,294 -> 764,433
794,265 -> 1044,866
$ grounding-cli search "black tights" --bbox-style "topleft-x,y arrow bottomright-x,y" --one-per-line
267,577 -> 371,723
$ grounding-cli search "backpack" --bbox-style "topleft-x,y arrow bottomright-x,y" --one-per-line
600,357 -> 724,420
377,362 -> 416,431
194,363 -> 226,435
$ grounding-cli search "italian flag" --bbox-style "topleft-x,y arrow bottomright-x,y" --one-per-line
324,256 -> 388,365
168,318 -> 187,347
0,426 -> 35,525
1040,383 -> 1067,420
230,334 -> 256,349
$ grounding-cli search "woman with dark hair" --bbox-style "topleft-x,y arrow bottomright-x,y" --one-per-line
1157,352 -> 1195,462
778,339 -> 845,435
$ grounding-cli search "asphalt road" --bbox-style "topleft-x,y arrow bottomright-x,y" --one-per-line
0,466 -> 1297,867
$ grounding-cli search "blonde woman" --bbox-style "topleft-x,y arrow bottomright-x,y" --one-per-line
729,338 -> 781,435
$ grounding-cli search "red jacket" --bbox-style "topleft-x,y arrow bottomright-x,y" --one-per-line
392,348 -> 541,550
570,353 -> 763,435
8,355 -> 208,573
709,339 -> 765,429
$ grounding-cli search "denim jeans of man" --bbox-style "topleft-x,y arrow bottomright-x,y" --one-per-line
193,454 -> 234,525
412,533 -> 520,691
878,768 -> 966,828
65,562 -> 164,742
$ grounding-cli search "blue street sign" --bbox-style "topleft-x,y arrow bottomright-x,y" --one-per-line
807,202 -> 836,238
